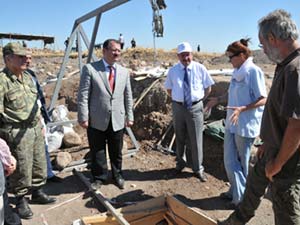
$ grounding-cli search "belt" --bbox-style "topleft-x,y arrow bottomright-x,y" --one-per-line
172,99 -> 202,106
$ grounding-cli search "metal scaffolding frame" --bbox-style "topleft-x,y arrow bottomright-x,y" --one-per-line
48,0 -> 141,151
48,0 -> 166,152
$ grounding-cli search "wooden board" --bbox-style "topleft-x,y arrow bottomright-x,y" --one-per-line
166,196 -> 217,225
81,195 -> 217,225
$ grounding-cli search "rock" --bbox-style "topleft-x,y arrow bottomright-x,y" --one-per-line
63,131 -> 82,147
46,71 -> 53,77
55,152 -> 72,170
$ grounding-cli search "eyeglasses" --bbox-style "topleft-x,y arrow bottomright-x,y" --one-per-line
228,52 -> 241,60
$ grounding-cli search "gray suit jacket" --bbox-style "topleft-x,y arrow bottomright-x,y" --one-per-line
77,59 -> 134,131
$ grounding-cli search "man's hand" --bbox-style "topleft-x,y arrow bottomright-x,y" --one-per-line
204,97 -> 218,113
79,121 -> 89,129
126,120 -> 134,127
256,144 -> 265,159
265,118 -> 300,182
265,159 -> 282,182
5,155 -> 16,176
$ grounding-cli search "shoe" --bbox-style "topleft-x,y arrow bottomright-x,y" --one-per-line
220,191 -> 232,200
225,202 -> 237,210
114,176 -> 125,189
91,180 -> 103,191
194,171 -> 208,182
217,215 -> 244,225
16,197 -> 33,219
217,219 -> 230,225
31,189 -> 56,204
175,164 -> 185,174
47,175 -> 63,183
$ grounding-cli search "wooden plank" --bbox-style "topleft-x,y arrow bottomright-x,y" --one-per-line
118,195 -> 166,215
166,196 -> 217,225
129,211 -> 165,225
82,196 -> 166,225
74,169 -> 130,225
82,210 -> 165,225
82,215 -> 118,225
81,195 -> 217,225
164,212 -> 178,225
133,78 -> 161,109
123,208 -> 166,222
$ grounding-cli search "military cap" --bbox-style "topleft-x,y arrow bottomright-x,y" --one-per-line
2,42 -> 27,56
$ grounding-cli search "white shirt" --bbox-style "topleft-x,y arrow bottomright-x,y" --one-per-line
102,59 -> 116,80
119,35 -> 124,43
164,61 -> 215,102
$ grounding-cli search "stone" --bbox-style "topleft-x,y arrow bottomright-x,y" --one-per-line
55,152 -> 72,170
63,131 -> 82,147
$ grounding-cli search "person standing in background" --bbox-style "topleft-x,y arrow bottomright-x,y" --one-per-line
131,38 -> 136,48
25,54 -> 63,183
119,34 -> 125,50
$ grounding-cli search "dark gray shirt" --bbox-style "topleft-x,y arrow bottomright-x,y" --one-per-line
260,49 -> 300,176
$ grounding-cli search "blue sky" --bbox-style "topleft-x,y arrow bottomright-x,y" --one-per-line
1,0 -> 300,53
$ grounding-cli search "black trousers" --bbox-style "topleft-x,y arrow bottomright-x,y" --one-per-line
87,121 -> 124,182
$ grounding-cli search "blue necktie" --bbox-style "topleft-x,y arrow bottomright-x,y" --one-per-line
183,67 -> 192,109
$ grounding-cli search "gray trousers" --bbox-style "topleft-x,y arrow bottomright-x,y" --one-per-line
172,101 -> 204,173
230,151 -> 300,225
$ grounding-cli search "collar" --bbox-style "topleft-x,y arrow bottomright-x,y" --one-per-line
179,61 -> 193,71
3,67 -> 23,82
102,59 -> 116,69
232,57 -> 254,82
278,48 -> 300,67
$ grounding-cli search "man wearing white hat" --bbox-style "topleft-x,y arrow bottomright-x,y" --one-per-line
164,42 -> 214,182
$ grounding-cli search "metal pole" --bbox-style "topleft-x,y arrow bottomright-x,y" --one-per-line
153,31 -> 156,66
73,169 -> 130,225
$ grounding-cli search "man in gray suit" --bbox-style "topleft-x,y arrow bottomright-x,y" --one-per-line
77,39 -> 134,190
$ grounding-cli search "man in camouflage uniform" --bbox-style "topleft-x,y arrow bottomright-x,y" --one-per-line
0,42 -> 56,220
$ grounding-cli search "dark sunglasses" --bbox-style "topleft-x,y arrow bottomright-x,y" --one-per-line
228,52 -> 242,60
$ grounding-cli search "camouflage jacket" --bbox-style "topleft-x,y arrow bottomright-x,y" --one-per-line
0,67 -> 40,125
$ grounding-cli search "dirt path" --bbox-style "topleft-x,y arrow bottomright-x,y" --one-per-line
21,138 -> 274,225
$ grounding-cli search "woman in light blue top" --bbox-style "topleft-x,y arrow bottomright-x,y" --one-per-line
206,38 -> 267,208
